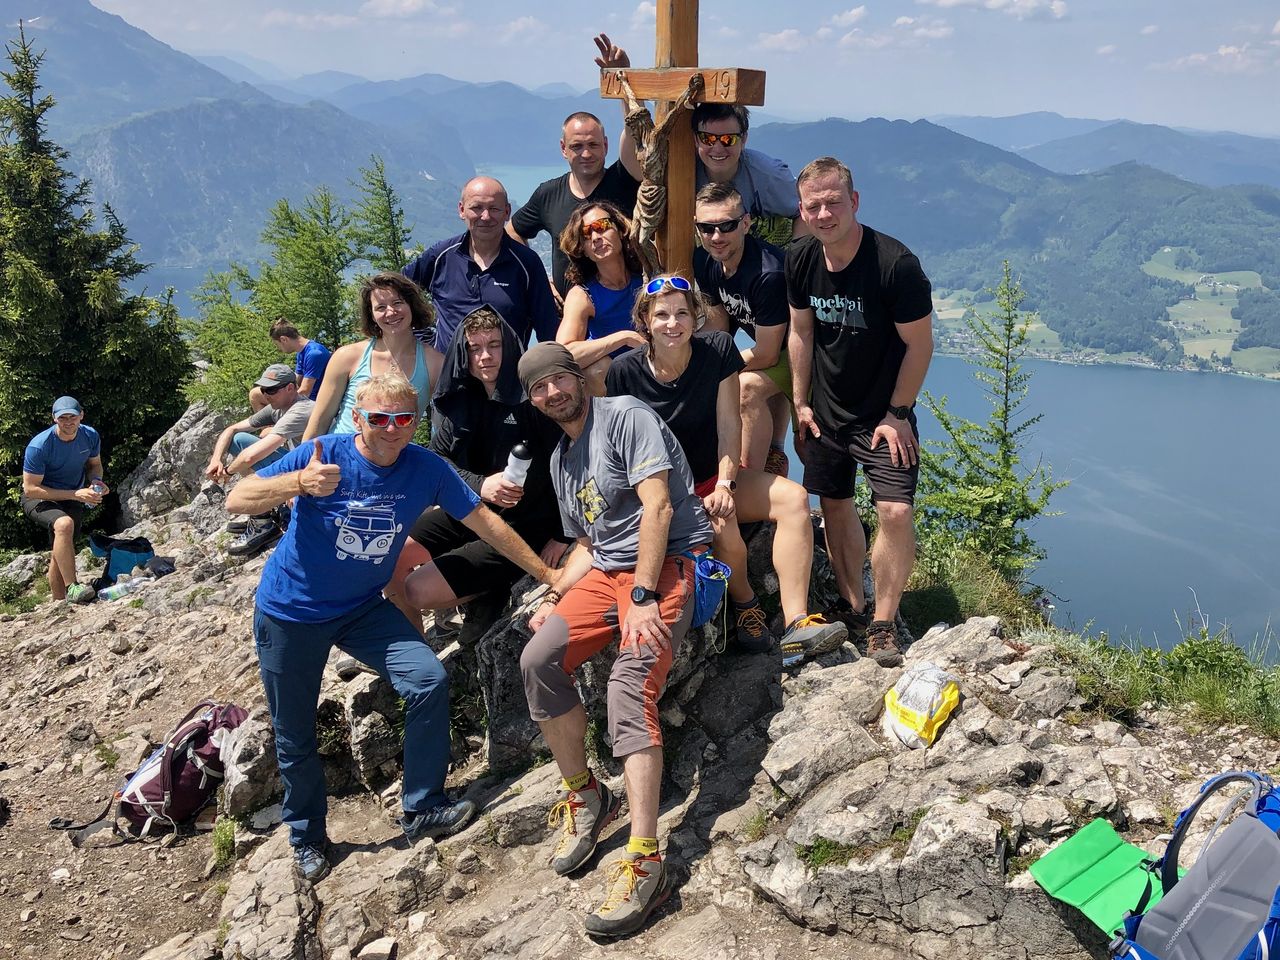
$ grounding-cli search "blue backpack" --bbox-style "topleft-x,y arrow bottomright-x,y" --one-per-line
1112,771 -> 1280,960
89,533 -> 155,591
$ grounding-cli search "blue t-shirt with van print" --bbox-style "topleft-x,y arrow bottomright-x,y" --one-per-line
254,434 -> 480,623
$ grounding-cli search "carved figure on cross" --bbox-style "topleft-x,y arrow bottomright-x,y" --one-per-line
615,70 -> 704,278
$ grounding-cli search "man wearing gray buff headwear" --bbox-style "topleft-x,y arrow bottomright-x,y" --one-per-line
515,341 -> 711,938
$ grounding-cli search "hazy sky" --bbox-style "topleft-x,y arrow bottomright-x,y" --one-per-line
90,0 -> 1280,136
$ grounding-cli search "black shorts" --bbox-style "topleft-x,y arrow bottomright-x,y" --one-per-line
800,423 -> 919,505
21,497 -> 85,544
408,507 -> 555,599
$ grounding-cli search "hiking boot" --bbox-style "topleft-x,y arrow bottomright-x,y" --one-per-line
866,620 -> 904,667
227,515 -> 282,557
292,842 -> 330,883
584,851 -> 672,939
547,777 -> 621,876
65,583 -> 96,605
780,614 -> 849,667
402,797 -> 477,844
764,447 -> 789,478
825,599 -> 873,646
224,515 -> 250,535
732,600 -> 777,654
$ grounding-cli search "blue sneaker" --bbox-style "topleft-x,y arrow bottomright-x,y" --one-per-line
292,842 -> 330,883
402,798 -> 478,845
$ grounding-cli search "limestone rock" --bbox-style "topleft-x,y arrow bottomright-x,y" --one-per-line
220,832 -> 322,960
119,401 -> 233,527
221,711 -> 284,818
135,930 -> 221,960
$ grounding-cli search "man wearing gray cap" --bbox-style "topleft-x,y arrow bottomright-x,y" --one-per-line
516,342 -> 711,939
205,363 -> 316,555
21,396 -> 106,603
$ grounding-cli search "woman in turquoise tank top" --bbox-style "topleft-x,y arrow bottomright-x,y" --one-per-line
555,200 -> 646,396
304,274 -> 444,439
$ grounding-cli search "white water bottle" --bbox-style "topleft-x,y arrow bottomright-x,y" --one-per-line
503,442 -> 532,486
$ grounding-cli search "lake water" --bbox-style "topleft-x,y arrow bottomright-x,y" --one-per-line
778,356 -> 1280,648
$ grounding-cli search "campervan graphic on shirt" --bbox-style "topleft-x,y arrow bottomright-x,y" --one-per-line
333,499 -> 402,564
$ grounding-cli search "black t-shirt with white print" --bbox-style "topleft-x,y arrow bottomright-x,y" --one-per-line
785,227 -> 932,437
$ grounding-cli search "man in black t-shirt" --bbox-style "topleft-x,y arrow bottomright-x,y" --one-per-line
693,182 -> 793,476
786,157 -> 935,668
507,111 -> 640,304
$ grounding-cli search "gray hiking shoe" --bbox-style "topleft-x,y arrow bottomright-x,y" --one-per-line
401,798 -> 477,844
227,515 -> 282,557
65,583 -> 96,605
547,777 -> 621,876
866,620 -> 904,667
292,842 -> 330,883
780,613 -> 849,667
584,851 -> 671,939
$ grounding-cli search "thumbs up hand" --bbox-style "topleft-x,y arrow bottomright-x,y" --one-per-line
299,438 -> 341,497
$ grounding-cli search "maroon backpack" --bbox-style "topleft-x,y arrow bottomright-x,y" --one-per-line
51,700 -> 248,845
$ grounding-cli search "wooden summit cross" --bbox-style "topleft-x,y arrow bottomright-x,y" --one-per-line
598,0 -> 766,278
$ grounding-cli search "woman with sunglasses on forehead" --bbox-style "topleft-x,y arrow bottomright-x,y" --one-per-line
555,200 -> 646,396
605,276 -> 847,662
303,273 -> 445,441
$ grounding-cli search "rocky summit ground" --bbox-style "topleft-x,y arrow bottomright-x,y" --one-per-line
1,404 -> 1277,960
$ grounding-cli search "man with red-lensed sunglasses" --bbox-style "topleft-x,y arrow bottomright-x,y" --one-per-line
227,373 -> 563,885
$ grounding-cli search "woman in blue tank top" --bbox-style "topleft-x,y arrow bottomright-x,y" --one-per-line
304,274 -> 444,439
555,200 -> 646,396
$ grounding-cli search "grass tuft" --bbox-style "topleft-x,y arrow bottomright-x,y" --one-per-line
211,817 -> 236,871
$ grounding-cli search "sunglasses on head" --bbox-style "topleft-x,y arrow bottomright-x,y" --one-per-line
358,409 -> 416,428
696,131 -> 743,148
694,216 -> 744,237
582,216 -> 616,237
644,275 -> 693,295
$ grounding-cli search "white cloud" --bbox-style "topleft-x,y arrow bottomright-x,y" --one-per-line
631,2 -> 656,29
1141,24 -> 1159,36
1273,18 -> 1280,35
1096,44 -> 1116,55
1166,42 -> 1276,73
716,25 -> 740,39
911,18 -> 953,38
499,15 -> 546,42
816,26 -> 834,39
757,28 -> 808,52
358,0 -> 436,17
261,10 -> 357,30
831,5 -> 868,27
895,16 -> 916,26
917,0 -> 1067,20
839,29 -> 893,49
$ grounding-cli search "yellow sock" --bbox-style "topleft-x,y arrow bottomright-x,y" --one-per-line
563,770 -> 591,793
627,836 -> 659,857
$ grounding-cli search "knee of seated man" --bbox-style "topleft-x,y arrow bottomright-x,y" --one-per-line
739,371 -> 775,404
52,514 -> 76,536
520,615 -> 568,679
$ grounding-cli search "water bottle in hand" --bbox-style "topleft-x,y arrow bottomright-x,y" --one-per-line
503,442 -> 532,486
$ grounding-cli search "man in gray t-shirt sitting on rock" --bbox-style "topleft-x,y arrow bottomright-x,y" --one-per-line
516,342 -> 711,940
205,363 -> 316,555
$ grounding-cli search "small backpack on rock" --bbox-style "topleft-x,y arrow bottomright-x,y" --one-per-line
50,700 -> 248,846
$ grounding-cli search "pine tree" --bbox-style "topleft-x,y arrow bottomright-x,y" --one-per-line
252,186 -> 357,352
351,154 -> 419,273
919,261 -> 1066,581
0,25 -> 188,546
184,268 -> 278,413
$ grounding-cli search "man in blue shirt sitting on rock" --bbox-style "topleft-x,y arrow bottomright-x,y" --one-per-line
227,373 -> 564,884
20,396 -> 106,604
403,176 -> 560,352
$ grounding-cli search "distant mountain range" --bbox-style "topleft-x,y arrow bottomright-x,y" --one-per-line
935,112 -> 1280,189
8,2 -> 1279,360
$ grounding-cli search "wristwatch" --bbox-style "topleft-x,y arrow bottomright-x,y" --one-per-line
715,478 -> 737,491
887,403 -> 914,420
630,586 -> 660,605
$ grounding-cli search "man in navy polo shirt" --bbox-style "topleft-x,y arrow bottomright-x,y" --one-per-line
403,176 -> 559,351
21,396 -> 105,604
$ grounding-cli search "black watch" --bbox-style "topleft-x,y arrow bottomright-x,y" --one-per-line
630,586 -> 660,605
887,403 -> 914,421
